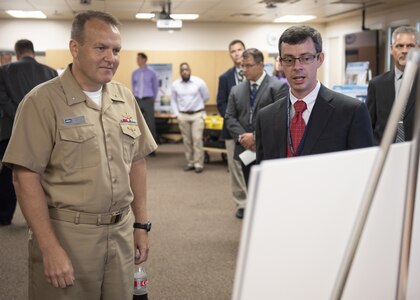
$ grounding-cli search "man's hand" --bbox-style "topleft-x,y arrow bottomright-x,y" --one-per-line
42,244 -> 75,288
134,229 -> 149,264
239,132 -> 256,151
12,165 -> 75,289
130,158 -> 150,264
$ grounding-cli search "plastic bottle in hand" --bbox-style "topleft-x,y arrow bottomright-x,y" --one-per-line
133,266 -> 148,300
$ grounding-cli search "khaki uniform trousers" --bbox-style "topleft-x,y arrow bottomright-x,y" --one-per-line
28,211 -> 134,300
225,139 -> 247,208
177,112 -> 205,168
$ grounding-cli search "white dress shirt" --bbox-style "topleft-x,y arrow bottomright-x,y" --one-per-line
290,81 -> 321,124
394,67 -> 404,96
170,75 -> 209,116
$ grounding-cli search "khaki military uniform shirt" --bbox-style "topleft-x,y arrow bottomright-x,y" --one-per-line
3,65 -> 157,213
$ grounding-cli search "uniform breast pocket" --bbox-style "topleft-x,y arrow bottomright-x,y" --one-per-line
120,124 -> 141,163
59,125 -> 100,169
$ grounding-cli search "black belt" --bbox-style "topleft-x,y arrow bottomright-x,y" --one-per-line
180,109 -> 204,114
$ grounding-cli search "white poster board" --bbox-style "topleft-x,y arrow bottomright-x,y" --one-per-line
233,143 -> 415,300
407,154 -> 420,299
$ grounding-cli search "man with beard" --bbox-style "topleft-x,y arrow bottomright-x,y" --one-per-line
366,26 -> 419,144
171,62 -> 209,173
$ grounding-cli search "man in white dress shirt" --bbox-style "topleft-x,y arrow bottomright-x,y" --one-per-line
171,63 -> 209,173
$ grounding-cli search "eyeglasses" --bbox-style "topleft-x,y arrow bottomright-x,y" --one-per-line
280,53 -> 319,66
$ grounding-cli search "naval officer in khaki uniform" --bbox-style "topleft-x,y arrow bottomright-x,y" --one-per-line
3,11 -> 157,299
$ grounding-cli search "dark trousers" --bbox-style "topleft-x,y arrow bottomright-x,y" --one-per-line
241,160 -> 256,188
136,97 -> 157,143
0,139 -> 16,222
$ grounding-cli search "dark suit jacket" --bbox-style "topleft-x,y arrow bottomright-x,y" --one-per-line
0,57 -> 58,141
366,69 -> 417,145
225,74 -> 289,159
255,85 -> 374,163
216,67 -> 237,139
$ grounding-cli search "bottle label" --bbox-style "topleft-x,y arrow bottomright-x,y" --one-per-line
134,278 -> 148,289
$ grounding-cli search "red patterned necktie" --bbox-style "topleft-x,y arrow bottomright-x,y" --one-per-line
287,100 -> 307,157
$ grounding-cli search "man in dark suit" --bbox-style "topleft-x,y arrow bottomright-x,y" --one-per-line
255,25 -> 373,163
0,39 -> 58,225
366,26 -> 419,145
225,48 -> 288,186
216,39 -> 248,219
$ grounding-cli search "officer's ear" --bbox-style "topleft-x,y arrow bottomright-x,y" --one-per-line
69,39 -> 79,59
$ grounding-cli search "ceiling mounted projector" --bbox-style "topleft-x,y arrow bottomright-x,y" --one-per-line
156,19 -> 182,30
155,0 -> 182,30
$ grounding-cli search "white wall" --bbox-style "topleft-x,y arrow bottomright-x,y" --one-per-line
0,19 -> 323,51
0,1 -> 418,87
0,19 -> 71,51
323,1 -> 420,86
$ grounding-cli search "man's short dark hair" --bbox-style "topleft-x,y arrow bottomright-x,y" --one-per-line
242,48 -> 264,64
229,39 -> 245,50
278,25 -> 322,56
137,52 -> 148,61
14,39 -> 34,55
180,62 -> 190,70
71,10 -> 120,43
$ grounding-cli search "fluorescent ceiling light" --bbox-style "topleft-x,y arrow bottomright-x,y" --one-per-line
135,13 -> 155,19
135,13 -> 199,20
274,15 -> 316,23
6,10 -> 47,19
170,14 -> 199,20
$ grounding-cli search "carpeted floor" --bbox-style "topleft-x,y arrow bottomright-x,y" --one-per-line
0,142 -> 243,300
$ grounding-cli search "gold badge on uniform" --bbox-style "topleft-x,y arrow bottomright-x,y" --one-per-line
127,125 -> 138,135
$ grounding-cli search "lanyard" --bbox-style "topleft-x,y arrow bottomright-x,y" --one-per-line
287,99 -> 308,156
248,85 -> 258,130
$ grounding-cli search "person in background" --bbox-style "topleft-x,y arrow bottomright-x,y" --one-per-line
225,48 -> 288,191
216,39 -> 248,219
272,55 -> 289,86
366,26 -> 420,144
171,62 -> 209,173
132,52 -> 159,149
0,52 -> 12,65
2,10 -> 156,299
0,39 -> 58,226
255,25 -> 373,163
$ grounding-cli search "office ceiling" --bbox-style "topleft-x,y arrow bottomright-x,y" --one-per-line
0,0 -> 417,24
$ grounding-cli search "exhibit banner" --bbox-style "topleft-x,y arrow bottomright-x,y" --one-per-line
332,85 -> 368,102
345,61 -> 370,85
149,63 -> 172,113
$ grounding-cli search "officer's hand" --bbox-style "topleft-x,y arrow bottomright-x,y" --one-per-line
134,229 -> 149,264
42,244 -> 75,288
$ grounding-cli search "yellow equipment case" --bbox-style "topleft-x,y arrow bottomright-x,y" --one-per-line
203,115 -> 227,163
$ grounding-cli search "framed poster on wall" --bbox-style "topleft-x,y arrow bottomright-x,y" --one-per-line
149,63 -> 172,113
